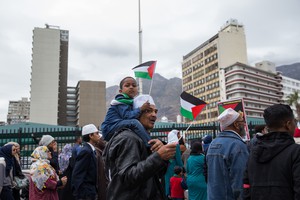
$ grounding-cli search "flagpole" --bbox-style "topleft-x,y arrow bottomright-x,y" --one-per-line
138,0 -> 143,94
185,121 -> 194,133
183,121 -> 195,141
149,73 -> 154,95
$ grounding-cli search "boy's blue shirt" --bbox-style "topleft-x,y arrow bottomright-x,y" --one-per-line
101,93 -> 141,136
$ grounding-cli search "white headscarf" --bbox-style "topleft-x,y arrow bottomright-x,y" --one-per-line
39,135 -> 55,146
168,130 -> 179,144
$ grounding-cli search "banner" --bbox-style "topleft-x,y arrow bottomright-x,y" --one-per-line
218,98 -> 250,140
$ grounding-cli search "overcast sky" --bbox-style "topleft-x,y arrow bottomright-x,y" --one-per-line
0,0 -> 299,122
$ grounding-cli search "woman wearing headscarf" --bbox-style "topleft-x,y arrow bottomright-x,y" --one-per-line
58,144 -> 75,200
29,146 -> 67,200
58,144 -> 73,174
0,144 -> 17,200
164,130 -> 183,199
186,141 -> 207,200
5,142 -> 27,200
39,135 -> 60,175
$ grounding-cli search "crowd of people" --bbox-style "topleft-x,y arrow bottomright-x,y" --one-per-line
1,76 -> 300,200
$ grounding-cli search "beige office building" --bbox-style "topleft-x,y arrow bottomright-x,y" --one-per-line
75,81 -> 106,127
30,25 -> 68,125
182,19 -> 248,123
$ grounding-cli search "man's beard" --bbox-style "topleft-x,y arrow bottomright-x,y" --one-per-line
239,125 -> 246,137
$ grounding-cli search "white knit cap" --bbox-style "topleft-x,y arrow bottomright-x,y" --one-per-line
39,135 -> 55,146
133,95 -> 155,109
218,108 -> 240,131
82,124 -> 98,136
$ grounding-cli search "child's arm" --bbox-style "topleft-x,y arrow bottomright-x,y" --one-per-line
117,102 -> 151,119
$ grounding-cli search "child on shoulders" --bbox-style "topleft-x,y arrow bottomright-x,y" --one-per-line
101,76 -> 152,146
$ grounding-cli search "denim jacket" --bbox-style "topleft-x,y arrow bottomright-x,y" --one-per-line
206,131 -> 249,200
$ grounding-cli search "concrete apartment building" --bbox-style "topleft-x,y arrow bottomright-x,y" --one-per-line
182,19 -> 248,123
67,81 -> 106,127
7,97 -> 30,124
29,25 -> 106,127
181,19 -> 287,123
281,75 -> 300,117
30,25 -> 68,125
66,86 -> 77,126
221,61 -> 284,121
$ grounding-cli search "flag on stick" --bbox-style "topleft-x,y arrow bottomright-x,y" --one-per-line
132,61 -> 156,80
180,91 -> 207,120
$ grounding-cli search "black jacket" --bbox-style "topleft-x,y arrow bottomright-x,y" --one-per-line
104,129 -> 168,200
49,149 -> 60,175
72,143 -> 97,199
243,132 -> 300,200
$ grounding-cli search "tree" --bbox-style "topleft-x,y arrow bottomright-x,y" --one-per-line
286,91 -> 300,120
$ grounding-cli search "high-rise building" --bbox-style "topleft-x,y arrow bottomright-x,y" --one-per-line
74,81 -> 106,127
221,61 -> 284,121
7,97 -> 30,124
182,19 -> 248,123
29,25 -> 68,125
281,75 -> 300,118
65,81 -> 106,127
66,87 -> 77,126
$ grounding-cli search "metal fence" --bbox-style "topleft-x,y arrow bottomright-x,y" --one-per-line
0,121 -> 263,169
0,127 -> 82,169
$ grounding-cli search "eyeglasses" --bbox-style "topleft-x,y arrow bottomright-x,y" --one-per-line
236,120 -> 246,123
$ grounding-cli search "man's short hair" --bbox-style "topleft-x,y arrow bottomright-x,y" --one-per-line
263,104 -> 294,129
119,76 -> 136,89
191,141 -> 203,154
74,136 -> 81,143
254,125 -> 266,133
82,134 -> 91,142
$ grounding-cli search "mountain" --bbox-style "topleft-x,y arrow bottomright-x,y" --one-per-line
276,63 -> 300,80
105,73 -> 182,122
105,62 -> 300,122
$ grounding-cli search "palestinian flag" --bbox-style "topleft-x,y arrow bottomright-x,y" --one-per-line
132,61 -> 156,80
180,91 -> 207,120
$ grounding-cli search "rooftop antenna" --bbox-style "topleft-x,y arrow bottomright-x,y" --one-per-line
45,23 -> 60,29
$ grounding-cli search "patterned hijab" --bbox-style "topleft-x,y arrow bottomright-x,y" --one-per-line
58,143 -> 72,172
30,146 -> 58,191
0,144 -> 14,177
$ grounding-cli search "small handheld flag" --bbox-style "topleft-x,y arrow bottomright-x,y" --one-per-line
180,91 -> 207,120
132,61 -> 156,80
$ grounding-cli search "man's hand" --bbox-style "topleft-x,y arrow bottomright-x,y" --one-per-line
148,139 -> 164,152
157,143 -> 177,161
61,176 -> 67,186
